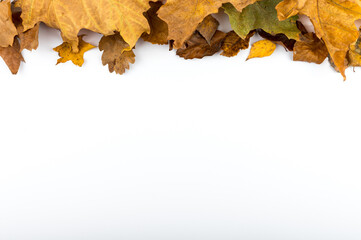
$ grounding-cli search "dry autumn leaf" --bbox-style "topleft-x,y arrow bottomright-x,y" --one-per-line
17,0 -> 155,51
247,40 -> 277,60
0,38 -> 24,74
0,0 -> 360,79
54,36 -> 95,67
142,1 -> 169,45
0,0 -> 17,47
158,0 -> 258,48
176,31 -> 227,59
12,9 -> 40,52
276,0 -> 361,79
293,32 -> 328,64
224,0 -> 300,40
348,32 -> 361,67
99,34 -> 136,75
221,30 -> 255,57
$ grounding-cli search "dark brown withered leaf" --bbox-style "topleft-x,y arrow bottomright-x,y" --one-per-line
176,31 -> 227,59
257,29 -> 296,51
196,15 -> 220,44
221,30 -> 255,57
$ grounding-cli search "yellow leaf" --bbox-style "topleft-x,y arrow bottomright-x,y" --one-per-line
247,40 -> 276,60
53,36 -> 95,67
18,0 -> 154,51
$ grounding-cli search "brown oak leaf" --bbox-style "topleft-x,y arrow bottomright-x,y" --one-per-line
99,34 -> 136,75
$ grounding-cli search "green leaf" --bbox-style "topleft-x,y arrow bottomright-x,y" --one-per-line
223,0 -> 300,40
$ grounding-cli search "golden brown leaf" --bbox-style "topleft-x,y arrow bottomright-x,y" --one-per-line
197,15 -> 220,44
0,38 -> 24,74
53,36 -> 95,67
158,0 -> 258,48
142,1 -> 169,45
18,0 -> 154,51
247,40 -> 277,60
0,0 -> 17,47
221,30 -> 254,57
18,24 -> 40,52
276,0 -> 361,78
293,33 -> 328,64
11,8 -> 39,51
177,31 -> 227,59
347,32 -> 361,67
99,34 -> 135,75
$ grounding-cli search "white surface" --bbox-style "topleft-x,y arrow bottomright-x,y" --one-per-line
1,16 -> 361,240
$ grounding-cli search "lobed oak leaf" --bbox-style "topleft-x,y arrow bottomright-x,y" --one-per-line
276,0 -> 361,79
0,0 -> 17,47
224,0 -> 300,40
158,0 -> 258,49
247,39 -> 277,60
17,0 -> 155,51
54,36 -> 95,67
99,34 -> 135,75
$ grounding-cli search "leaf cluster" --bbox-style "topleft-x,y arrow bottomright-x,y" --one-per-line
1,0 -> 361,79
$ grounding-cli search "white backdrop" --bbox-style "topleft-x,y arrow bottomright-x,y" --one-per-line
1,14 -> 361,240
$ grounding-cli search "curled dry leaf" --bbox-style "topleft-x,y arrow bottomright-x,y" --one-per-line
197,15 -> 220,44
221,30 -> 255,57
177,31 -> 227,59
257,29 -> 296,51
176,15 -> 227,59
